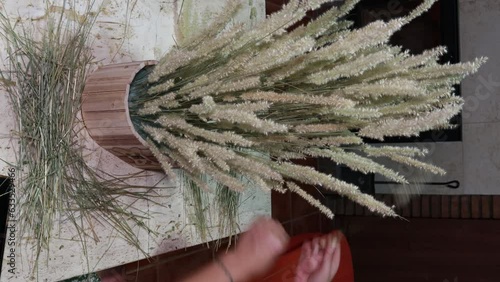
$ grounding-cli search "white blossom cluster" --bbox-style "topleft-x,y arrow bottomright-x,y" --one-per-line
129,0 -> 485,219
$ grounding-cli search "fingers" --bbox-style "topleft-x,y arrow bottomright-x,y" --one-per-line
297,239 -> 322,276
311,238 -> 323,267
299,240 -> 312,262
307,233 -> 341,282
312,238 -> 319,256
314,235 -> 335,279
329,234 -> 341,279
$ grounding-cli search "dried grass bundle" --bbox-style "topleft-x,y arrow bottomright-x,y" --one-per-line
128,0 -> 485,235
0,0 -> 158,272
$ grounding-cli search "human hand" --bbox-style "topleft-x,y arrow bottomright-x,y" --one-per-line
222,217 -> 289,281
294,233 -> 341,282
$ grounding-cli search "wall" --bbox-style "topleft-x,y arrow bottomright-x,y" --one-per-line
375,0 -> 500,196
459,0 -> 500,195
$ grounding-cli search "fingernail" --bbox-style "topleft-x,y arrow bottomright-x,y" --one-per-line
330,235 -> 338,251
319,237 -> 326,248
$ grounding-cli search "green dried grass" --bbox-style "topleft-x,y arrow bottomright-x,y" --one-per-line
0,0 -> 159,274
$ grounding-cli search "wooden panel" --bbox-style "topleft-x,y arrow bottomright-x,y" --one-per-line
84,118 -> 131,129
291,213 -> 321,236
82,61 -> 162,171
82,92 -> 127,112
292,185 -> 321,217
382,194 -> 393,205
481,196 -> 492,219
441,196 -> 450,218
493,196 -> 500,219
471,196 -> 481,219
430,196 -> 441,218
450,196 -> 460,219
355,203 -> 365,216
344,200 -> 355,216
421,195 -> 430,218
401,202 -> 411,218
335,197 -> 345,215
364,206 -> 374,217
271,190 -> 292,223
411,197 -> 421,218
82,82 -> 129,93
461,196 -> 471,219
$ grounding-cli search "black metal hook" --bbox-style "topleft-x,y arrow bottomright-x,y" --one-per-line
374,180 -> 460,189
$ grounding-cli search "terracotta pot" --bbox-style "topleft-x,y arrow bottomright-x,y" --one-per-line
82,61 -> 162,171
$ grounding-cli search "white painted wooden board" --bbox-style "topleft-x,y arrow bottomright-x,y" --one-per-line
0,1 -> 269,281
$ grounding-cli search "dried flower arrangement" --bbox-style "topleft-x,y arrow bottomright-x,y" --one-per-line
0,1 -> 157,271
127,0 -> 485,232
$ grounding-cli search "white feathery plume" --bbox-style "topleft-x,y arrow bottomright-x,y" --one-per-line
384,154 -> 446,176
287,182 -> 334,219
241,91 -> 355,108
310,136 -> 364,146
149,49 -> 197,82
210,109 -> 288,134
216,77 -> 262,94
363,145 -> 429,158
359,103 -> 463,140
305,148 -> 408,184
273,162 -> 397,217
125,0 -> 486,231
308,49 -> 394,85
294,124 -> 349,133
289,0 -> 360,39
342,79 -> 427,98
311,19 -> 404,61
146,139 -> 176,177
155,116 -> 254,147
242,36 -> 316,75
179,0 -> 242,48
